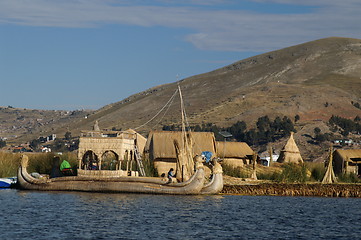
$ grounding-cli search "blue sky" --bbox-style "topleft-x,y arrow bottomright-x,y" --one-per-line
0,0 -> 360,110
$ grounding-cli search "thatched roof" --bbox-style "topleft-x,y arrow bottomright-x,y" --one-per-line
333,149 -> 361,162
277,132 -> 303,163
216,141 -> 253,158
145,131 -> 216,159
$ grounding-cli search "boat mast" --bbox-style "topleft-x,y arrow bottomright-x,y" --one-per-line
178,84 -> 186,181
178,84 -> 186,140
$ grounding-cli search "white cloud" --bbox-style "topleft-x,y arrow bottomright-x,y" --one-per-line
0,0 -> 360,52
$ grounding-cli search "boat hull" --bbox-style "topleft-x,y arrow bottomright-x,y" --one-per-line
17,165 -> 205,195
0,178 -> 16,188
200,173 -> 224,194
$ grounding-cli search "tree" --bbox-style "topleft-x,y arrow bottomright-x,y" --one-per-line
0,140 -> 6,148
65,131 -> 72,141
52,139 -> 68,152
281,116 -> 295,134
314,127 -> 321,136
294,114 -> 300,123
194,125 -> 202,132
29,139 -> 41,151
315,133 -> 327,142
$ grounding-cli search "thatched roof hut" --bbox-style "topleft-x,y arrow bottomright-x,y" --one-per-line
144,131 -> 217,175
333,149 -> 361,175
216,141 -> 254,167
277,132 -> 303,164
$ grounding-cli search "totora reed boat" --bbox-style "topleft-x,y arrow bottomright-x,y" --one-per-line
17,154 -> 208,194
17,85 -> 223,195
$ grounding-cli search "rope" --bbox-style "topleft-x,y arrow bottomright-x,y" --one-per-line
151,90 -> 177,129
134,89 -> 179,130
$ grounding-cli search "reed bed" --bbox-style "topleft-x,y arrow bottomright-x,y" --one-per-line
0,152 -> 78,178
0,152 -> 22,178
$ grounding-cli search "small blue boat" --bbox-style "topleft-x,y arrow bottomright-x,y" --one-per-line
0,177 -> 17,188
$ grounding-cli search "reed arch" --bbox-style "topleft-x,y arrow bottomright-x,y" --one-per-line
81,150 -> 99,170
101,150 -> 119,170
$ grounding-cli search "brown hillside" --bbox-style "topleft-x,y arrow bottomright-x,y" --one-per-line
71,37 -> 361,134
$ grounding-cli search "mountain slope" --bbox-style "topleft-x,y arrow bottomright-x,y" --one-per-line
71,37 -> 361,135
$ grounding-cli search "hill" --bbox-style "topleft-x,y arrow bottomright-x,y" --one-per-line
0,107 -> 92,144
71,37 -> 361,128
3,37 -> 361,161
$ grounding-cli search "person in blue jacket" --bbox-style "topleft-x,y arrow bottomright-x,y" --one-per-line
167,168 -> 175,183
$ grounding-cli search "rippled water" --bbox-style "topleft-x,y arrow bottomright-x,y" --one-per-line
1,189 -> 361,240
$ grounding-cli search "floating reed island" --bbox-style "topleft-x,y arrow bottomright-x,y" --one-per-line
222,183 -> 361,198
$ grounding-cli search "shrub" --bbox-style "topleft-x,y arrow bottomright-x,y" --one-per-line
0,152 -> 78,177
142,158 -> 158,177
257,171 -> 281,181
276,163 -> 308,183
337,173 -> 361,183
305,162 -> 326,182
222,164 -> 249,178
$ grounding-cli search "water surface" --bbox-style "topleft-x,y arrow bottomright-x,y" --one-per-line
1,189 -> 360,239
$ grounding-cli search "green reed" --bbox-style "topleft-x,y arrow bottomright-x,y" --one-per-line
0,152 -> 78,178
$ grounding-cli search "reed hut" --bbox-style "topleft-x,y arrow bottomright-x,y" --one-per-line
333,149 -> 361,175
216,141 -> 254,167
277,132 -> 303,164
144,131 -> 217,176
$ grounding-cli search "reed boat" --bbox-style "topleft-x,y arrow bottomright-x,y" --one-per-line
17,85 -> 223,195
17,155 -> 205,194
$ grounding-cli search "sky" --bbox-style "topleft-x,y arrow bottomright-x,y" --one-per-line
0,0 -> 360,110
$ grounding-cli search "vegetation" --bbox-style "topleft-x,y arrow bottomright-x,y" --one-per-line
337,172 -> 361,183
223,162 -> 316,183
0,140 -> 6,148
142,158 -> 158,177
352,101 -> 361,110
329,115 -> 361,137
305,162 -> 326,182
0,152 -> 77,178
0,152 -> 21,178
222,164 -> 249,179
294,114 -> 300,123
163,115 -> 296,146
275,163 -> 309,183
313,127 -> 334,143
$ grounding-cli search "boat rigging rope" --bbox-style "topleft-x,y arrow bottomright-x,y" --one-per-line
134,88 -> 179,130
151,89 -> 177,129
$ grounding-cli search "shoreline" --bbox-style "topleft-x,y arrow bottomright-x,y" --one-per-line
221,183 -> 361,198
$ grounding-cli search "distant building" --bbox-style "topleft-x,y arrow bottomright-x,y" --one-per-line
216,141 -> 256,167
47,134 -> 56,142
333,149 -> 361,175
41,146 -> 52,153
260,154 -> 280,167
12,146 -> 32,153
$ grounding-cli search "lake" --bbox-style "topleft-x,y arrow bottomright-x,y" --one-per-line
1,189 -> 360,240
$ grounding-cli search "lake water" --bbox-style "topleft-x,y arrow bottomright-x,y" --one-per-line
1,189 -> 361,240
